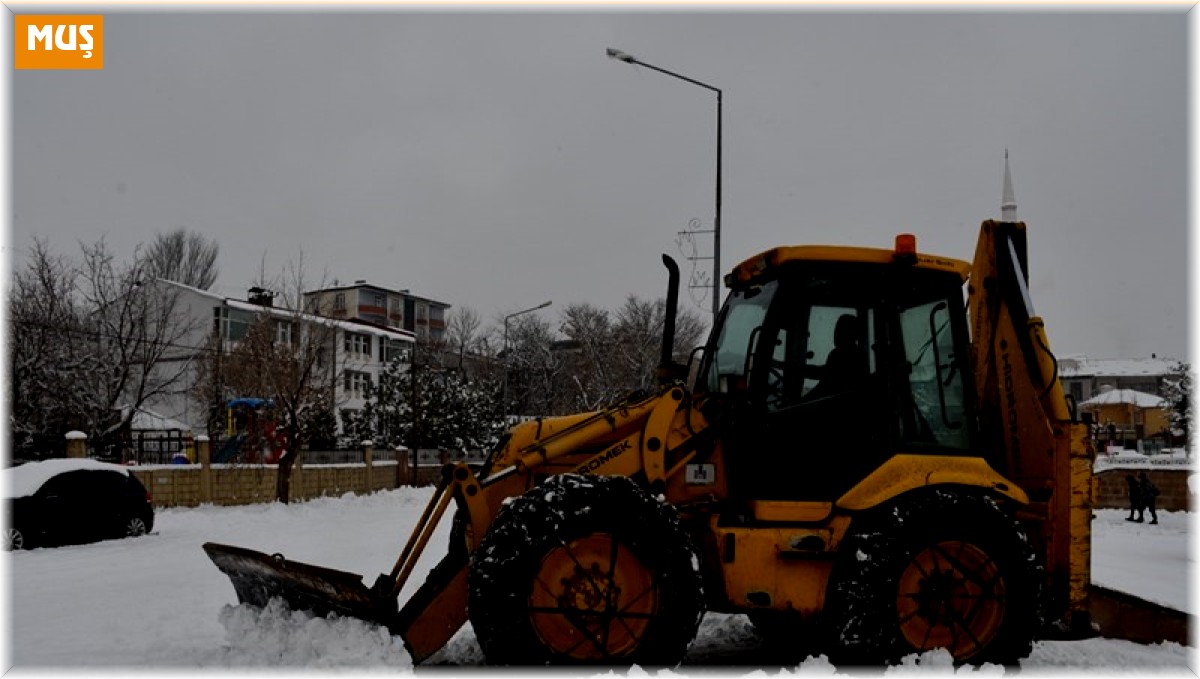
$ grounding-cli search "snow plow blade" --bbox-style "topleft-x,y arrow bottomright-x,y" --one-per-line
203,542 -> 398,630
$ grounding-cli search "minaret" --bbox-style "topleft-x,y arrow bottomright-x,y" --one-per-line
1001,148 -> 1018,222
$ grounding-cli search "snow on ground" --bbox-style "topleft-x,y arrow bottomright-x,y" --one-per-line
1091,508 -> 1193,614
4,487 -> 1195,673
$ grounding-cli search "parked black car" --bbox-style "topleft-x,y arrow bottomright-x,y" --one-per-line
3,459 -> 154,550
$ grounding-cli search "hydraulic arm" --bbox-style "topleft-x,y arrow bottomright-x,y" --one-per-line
968,220 -> 1093,632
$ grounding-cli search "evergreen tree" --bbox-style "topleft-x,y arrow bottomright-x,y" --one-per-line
1162,360 -> 1192,451
359,358 -> 505,452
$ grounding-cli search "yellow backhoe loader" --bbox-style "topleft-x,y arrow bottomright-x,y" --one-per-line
205,219 -> 1094,666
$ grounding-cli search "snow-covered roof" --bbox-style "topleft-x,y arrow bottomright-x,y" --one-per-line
154,278 -> 415,342
223,299 -> 415,342
1057,355 -> 1177,379
102,407 -> 193,437
2,458 -> 131,499
1079,388 -> 1167,409
125,407 -> 191,432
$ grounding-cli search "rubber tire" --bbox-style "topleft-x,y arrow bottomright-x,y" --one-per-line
826,490 -> 1040,667
125,516 -> 149,538
468,474 -> 704,666
3,527 -> 26,551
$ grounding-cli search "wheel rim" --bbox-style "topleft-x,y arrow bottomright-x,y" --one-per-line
126,518 -> 147,537
4,528 -> 23,550
896,540 -> 1005,661
528,533 -> 659,660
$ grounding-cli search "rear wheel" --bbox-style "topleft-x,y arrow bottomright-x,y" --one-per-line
468,474 -> 704,666
3,527 -> 25,550
125,516 -> 148,538
827,491 -> 1039,666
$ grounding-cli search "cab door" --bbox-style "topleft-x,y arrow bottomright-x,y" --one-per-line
737,266 -> 895,501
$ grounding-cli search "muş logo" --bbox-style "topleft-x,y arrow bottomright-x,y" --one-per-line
15,15 -> 104,70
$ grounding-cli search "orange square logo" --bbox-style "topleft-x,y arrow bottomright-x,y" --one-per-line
14,15 -> 104,70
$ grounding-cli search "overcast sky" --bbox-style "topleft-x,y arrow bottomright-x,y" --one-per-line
9,9 -> 1189,360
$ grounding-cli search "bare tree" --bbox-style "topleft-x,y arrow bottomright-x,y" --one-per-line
447,306 -> 483,372
144,229 -> 219,289
193,253 -> 339,502
504,314 -> 567,416
9,239 -> 93,457
494,295 -> 707,417
74,238 -> 202,453
10,236 -> 207,458
559,303 -> 619,411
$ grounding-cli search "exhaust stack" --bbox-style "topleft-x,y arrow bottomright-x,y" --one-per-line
657,254 -> 684,385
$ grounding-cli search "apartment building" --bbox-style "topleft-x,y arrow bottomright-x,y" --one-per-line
1058,355 -> 1178,405
303,281 -> 449,343
146,279 -> 415,437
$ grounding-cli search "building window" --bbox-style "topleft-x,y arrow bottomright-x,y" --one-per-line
333,293 -> 346,311
380,339 -> 410,364
344,371 -> 372,399
344,332 -> 372,358
214,307 -> 252,341
373,292 -> 386,308
275,320 -> 293,346
388,297 -> 402,327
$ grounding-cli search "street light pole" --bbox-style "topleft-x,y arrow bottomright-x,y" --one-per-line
501,300 -> 553,417
607,47 -> 722,318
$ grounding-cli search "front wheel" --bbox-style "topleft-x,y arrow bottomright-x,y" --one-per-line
827,491 -> 1040,666
468,474 -> 705,666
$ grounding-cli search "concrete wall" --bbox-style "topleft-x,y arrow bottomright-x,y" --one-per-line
1093,468 -> 1192,512
131,441 -> 1193,514
130,442 -> 449,508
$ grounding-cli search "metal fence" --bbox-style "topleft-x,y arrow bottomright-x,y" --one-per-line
128,432 -> 190,465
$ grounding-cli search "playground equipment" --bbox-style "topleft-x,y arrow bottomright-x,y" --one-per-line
215,398 -> 286,464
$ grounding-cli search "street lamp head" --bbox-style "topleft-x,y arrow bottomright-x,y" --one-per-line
606,47 -> 635,63
505,300 -> 554,324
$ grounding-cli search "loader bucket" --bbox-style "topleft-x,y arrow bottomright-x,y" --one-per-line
203,542 -> 398,630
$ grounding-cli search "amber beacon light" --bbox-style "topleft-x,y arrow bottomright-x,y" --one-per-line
894,233 -> 918,262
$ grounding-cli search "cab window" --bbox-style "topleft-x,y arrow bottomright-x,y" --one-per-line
896,295 -> 969,450
703,281 -> 777,393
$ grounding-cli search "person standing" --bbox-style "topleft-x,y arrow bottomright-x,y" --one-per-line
1125,474 -> 1144,522
1138,471 -> 1160,524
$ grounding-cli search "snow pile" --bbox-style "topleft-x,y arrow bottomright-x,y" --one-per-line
884,649 -> 1005,675
215,598 -> 409,668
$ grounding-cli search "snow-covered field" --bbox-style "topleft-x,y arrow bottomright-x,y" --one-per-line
4,486 -> 1195,672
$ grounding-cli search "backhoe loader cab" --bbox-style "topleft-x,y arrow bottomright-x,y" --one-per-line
205,222 -> 1092,669
699,240 -> 978,501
